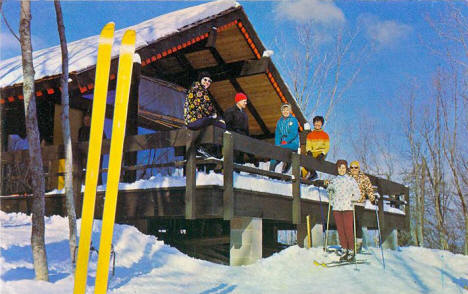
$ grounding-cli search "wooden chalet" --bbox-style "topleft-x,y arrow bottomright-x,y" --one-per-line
0,0 -> 409,265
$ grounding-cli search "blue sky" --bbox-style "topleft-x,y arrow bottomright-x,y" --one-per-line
1,0 -> 465,164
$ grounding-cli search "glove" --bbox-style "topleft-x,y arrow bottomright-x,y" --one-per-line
312,180 -> 326,188
211,113 -> 217,119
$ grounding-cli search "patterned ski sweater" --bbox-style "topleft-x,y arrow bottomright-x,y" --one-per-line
327,174 -> 361,211
348,171 -> 375,203
184,82 -> 216,124
306,129 -> 330,157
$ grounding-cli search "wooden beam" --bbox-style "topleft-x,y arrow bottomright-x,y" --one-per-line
203,42 -> 271,136
291,153 -> 301,224
123,61 -> 141,182
229,76 -> 271,136
185,139 -> 197,220
230,132 -> 292,162
222,132 -> 234,220
205,27 -> 217,48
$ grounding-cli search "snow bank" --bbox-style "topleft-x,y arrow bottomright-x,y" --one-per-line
0,212 -> 467,294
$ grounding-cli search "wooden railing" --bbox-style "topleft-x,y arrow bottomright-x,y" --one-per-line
0,126 -> 409,231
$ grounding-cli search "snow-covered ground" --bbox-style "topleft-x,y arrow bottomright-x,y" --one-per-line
1,211 -> 467,294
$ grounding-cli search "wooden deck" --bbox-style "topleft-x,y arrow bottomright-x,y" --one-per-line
0,185 -> 406,231
0,126 -> 409,264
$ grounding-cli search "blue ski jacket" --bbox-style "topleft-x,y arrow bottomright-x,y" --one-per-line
274,115 -> 299,150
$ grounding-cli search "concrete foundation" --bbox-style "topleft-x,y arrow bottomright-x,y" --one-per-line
382,228 -> 398,250
230,217 -> 262,266
361,226 -> 369,251
311,224 -> 324,247
296,223 -> 308,248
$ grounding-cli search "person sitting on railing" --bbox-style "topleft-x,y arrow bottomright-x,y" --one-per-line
224,92 -> 256,165
184,72 -> 225,131
327,159 -> 361,262
348,160 -> 375,204
301,115 -> 329,181
224,92 -> 249,136
184,72 -> 226,161
269,103 -> 299,173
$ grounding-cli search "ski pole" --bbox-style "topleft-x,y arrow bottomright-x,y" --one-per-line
324,199 -> 331,253
352,201 -> 358,270
375,197 -> 386,270
318,189 -> 326,251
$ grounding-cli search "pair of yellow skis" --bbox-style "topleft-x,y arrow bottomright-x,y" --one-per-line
74,23 -> 136,294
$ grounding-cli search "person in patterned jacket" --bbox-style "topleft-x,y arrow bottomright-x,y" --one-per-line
348,161 -> 375,204
184,72 -> 225,130
348,160 -> 376,253
327,159 -> 361,262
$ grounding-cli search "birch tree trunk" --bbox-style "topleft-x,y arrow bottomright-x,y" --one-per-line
54,0 -> 77,264
0,0 -> 3,197
19,0 -> 49,281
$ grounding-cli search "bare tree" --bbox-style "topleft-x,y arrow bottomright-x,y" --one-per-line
54,0 -> 77,263
404,88 -> 426,247
19,0 -> 49,280
439,66 -> 467,255
425,4 -> 468,254
0,0 -> 3,197
276,23 -> 370,122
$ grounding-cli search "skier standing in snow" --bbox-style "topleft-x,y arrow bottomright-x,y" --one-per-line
224,92 -> 252,164
326,160 -> 361,261
269,103 -> 299,173
348,160 -> 375,253
302,115 -> 329,180
184,72 -> 225,130
348,161 -> 375,204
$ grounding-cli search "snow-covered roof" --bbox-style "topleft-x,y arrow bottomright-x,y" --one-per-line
0,0 -> 240,89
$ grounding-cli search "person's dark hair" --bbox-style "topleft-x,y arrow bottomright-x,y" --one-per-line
198,71 -> 211,82
313,115 -> 324,125
336,159 -> 348,170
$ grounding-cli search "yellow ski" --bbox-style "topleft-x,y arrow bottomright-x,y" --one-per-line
74,22 -> 115,294
94,29 -> 136,294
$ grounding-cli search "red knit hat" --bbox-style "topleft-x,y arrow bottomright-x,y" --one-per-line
235,92 -> 247,103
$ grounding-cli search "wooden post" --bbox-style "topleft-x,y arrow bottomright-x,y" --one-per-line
292,152 -> 301,224
185,132 -> 197,220
404,187 -> 410,233
72,144 -> 83,217
223,132 -> 234,220
377,187 -> 385,236
123,57 -> 141,183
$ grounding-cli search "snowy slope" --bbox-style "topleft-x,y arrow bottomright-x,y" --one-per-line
0,0 -> 239,88
1,211 -> 467,294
